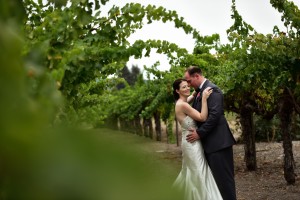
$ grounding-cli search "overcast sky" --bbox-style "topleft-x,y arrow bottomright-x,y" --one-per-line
102,0 -> 300,72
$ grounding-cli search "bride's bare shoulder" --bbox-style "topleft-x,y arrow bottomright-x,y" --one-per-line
176,101 -> 190,109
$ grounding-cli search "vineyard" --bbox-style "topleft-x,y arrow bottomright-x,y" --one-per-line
1,0 -> 300,199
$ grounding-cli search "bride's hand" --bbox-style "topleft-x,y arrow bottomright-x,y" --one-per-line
191,90 -> 197,97
203,87 -> 213,99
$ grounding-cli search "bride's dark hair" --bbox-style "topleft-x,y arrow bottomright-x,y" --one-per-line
172,78 -> 187,101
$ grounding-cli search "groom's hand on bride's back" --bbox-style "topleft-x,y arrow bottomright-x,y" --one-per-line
186,129 -> 200,143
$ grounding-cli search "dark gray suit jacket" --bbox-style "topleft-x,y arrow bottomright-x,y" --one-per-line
193,80 -> 236,153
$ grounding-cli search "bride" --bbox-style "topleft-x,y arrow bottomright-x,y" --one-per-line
172,78 -> 222,200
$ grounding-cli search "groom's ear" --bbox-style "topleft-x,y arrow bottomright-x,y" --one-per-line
194,74 -> 200,79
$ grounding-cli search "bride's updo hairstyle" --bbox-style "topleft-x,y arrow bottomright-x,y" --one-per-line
173,78 -> 186,101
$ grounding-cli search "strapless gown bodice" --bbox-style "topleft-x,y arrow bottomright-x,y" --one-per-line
173,116 -> 222,200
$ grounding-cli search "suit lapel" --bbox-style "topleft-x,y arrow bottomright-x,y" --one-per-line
201,80 -> 210,91
192,92 -> 199,108
196,80 -> 211,111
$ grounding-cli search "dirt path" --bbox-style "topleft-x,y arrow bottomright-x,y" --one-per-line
137,139 -> 300,200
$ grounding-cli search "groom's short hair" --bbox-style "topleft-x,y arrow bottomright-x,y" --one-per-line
186,66 -> 202,76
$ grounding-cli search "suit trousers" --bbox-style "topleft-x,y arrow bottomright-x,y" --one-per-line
205,146 -> 236,200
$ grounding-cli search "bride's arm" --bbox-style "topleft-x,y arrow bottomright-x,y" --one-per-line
187,91 -> 197,103
182,88 -> 212,122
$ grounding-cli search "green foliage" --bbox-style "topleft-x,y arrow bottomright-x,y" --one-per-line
22,0 -> 202,126
217,0 -> 300,120
271,0 -> 300,31
1,2 -> 184,198
254,113 -> 300,142
107,77 -> 161,120
19,0 -> 300,140
3,1 -> 300,195
166,114 -> 176,143
116,65 -> 141,89
254,115 -> 281,142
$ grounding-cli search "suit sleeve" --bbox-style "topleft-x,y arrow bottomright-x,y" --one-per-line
196,89 -> 223,138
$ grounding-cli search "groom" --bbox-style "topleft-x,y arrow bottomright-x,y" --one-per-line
184,66 -> 237,200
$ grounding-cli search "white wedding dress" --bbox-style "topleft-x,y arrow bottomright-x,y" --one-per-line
173,116 -> 222,200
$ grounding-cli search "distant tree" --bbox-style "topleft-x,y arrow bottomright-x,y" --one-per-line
130,65 -> 141,85
117,65 -> 142,89
117,66 -> 131,89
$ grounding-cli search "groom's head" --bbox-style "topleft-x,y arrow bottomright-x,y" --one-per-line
184,66 -> 204,89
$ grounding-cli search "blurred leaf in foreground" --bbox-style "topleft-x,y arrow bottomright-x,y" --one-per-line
0,1 -> 182,199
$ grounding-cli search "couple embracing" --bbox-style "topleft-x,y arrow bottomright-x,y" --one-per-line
172,66 -> 237,200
